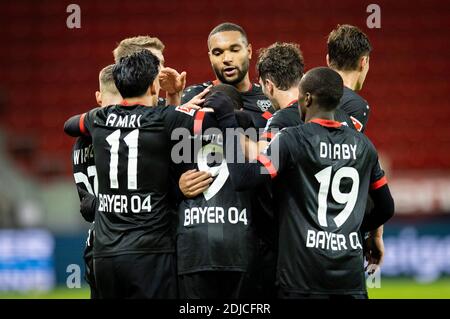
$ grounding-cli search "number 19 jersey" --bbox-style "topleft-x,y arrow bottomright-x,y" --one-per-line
259,119 -> 387,295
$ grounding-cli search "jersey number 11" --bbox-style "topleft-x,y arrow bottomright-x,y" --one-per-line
106,129 -> 139,190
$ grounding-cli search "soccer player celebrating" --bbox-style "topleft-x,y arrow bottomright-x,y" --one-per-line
64,50 -> 218,298
209,67 -> 395,298
327,24 -> 371,133
327,25 -> 384,271
71,64 -> 122,299
181,22 -> 273,129
113,35 -> 187,106
255,42 -> 355,152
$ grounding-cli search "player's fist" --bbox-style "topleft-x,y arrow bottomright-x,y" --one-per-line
204,91 -> 234,121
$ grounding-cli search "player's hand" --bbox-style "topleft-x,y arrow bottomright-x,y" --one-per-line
79,189 -> 96,223
181,85 -> 212,110
179,169 -> 213,198
204,91 -> 234,120
364,229 -> 384,275
159,67 -> 187,94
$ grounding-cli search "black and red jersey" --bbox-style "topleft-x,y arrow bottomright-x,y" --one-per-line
182,80 -> 274,129
257,119 -> 386,294
78,104 -> 205,257
261,101 -> 356,141
338,87 -> 370,133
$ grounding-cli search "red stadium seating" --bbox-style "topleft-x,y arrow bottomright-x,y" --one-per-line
0,0 -> 449,178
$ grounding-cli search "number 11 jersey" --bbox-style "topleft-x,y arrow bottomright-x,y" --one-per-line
81,103 -> 201,258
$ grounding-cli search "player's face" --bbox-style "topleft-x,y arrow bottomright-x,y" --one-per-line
208,31 -> 251,86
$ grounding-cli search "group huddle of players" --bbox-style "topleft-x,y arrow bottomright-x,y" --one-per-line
64,22 -> 394,299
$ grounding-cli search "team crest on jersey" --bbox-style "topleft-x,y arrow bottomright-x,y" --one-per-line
175,105 -> 196,116
257,99 -> 272,112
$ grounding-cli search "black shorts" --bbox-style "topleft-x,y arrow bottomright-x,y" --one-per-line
240,237 -> 277,299
94,253 -> 177,299
178,271 -> 245,299
83,244 -> 99,299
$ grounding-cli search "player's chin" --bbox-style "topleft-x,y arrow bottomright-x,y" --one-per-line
221,73 -> 241,85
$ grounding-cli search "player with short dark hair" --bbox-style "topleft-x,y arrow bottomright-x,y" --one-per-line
181,22 -> 273,130
64,50 -> 219,298
65,50 -> 240,299
327,24 -> 372,132
327,25 -> 385,270
177,23 -> 275,297
72,64 -> 122,299
208,66 -> 395,298
175,84 -> 258,299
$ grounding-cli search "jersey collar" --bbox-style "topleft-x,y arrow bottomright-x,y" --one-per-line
120,100 -> 145,107
212,79 -> 252,92
286,99 -> 298,107
309,118 -> 342,128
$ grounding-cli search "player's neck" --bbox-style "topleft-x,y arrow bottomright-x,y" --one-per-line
121,95 -> 155,107
306,110 -> 335,123
336,70 -> 361,91
277,88 -> 299,109
234,74 -> 252,92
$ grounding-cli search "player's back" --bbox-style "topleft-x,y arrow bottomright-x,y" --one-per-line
274,119 -> 379,295
86,104 -> 176,257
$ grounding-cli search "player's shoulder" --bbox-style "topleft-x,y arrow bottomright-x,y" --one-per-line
340,87 -> 369,109
181,81 -> 212,102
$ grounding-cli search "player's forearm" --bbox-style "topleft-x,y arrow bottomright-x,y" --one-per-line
64,114 -> 83,137
225,127 -> 270,191
361,185 -> 395,232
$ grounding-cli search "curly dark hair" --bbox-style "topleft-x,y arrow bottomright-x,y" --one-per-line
256,42 -> 304,90
327,24 -> 372,71
113,50 -> 160,99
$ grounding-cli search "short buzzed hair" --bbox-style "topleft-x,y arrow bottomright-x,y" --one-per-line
299,67 -> 343,110
257,42 -> 304,90
208,22 -> 248,48
327,24 -> 372,71
113,35 -> 165,62
99,64 -> 119,95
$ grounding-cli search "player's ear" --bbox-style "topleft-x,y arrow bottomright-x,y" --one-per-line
149,82 -> 157,96
247,43 -> 252,60
360,56 -> 368,71
95,91 -> 102,106
326,54 -> 331,67
304,92 -> 312,108
266,79 -> 274,96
